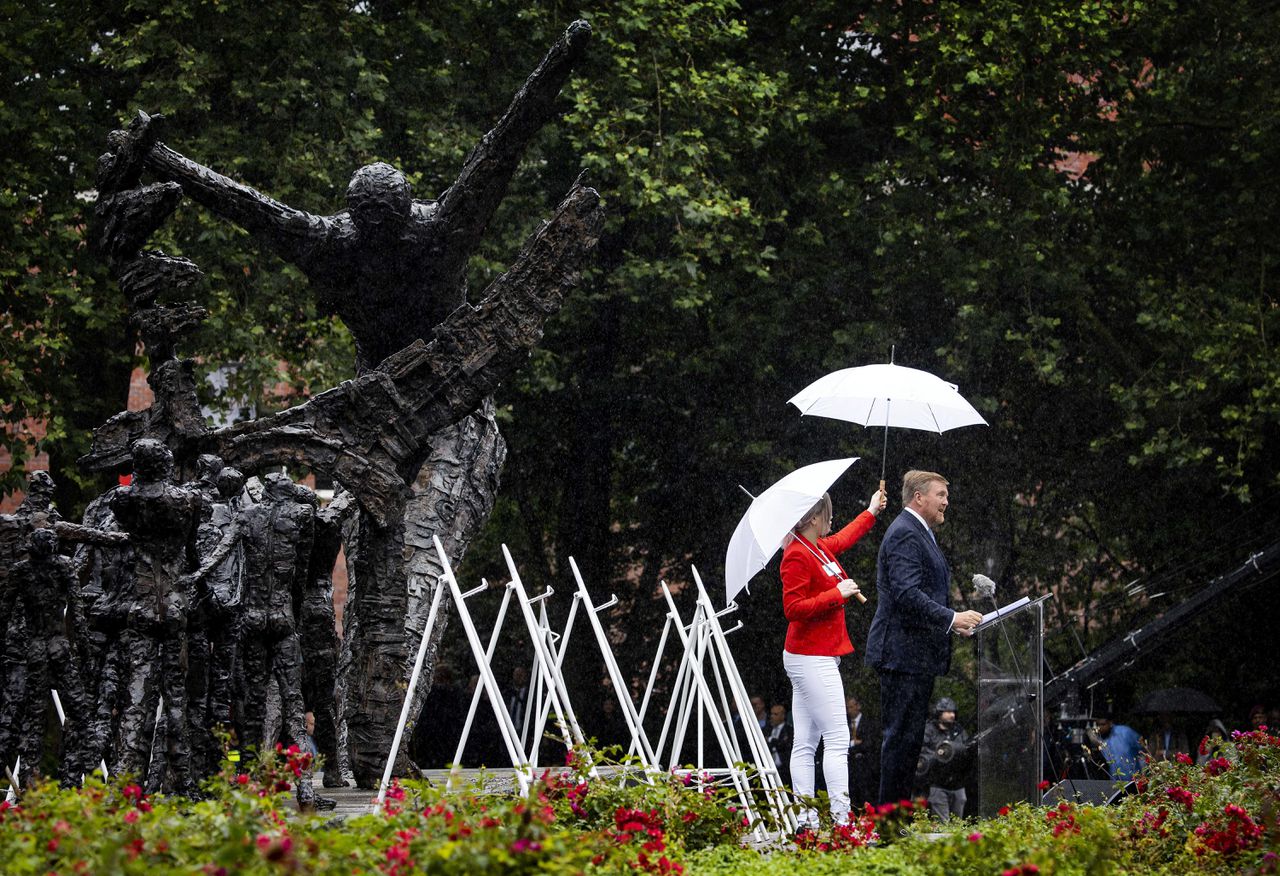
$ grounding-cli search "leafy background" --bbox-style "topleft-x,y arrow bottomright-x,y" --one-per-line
3,0 -> 1278,726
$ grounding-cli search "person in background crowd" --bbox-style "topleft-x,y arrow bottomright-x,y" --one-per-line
918,696 -> 970,821
1095,712 -> 1145,782
304,711 -> 320,758
506,665 -> 531,738
1150,712 -> 1190,762
767,703 -> 794,788
846,694 -> 880,809
751,695 -> 768,732
1196,718 -> 1232,765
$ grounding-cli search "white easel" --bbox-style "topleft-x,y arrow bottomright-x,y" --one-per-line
499,544 -> 593,774
568,556 -> 661,774
638,567 -> 795,838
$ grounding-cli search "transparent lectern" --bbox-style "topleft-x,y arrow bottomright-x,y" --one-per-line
971,595 -> 1049,817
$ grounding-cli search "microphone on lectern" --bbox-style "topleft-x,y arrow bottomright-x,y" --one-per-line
972,573 -> 997,600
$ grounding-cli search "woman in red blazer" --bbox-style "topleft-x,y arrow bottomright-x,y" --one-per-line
782,486 -> 885,830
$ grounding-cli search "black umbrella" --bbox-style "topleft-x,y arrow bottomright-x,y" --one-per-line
1134,687 -> 1220,715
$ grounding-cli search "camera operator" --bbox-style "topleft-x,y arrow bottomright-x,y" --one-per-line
918,697 -> 971,821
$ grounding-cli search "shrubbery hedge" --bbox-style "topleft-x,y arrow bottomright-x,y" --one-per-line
2,730 -> 1278,873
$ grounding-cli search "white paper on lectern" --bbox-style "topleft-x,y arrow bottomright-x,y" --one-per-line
978,596 -> 1031,629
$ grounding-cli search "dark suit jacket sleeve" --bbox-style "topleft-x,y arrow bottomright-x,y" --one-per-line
880,524 -> 953,630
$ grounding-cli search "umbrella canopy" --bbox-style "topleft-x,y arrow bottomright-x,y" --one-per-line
789,362 -> 987,433
1133,687 -> 1221,715
788,362 -> 987,485
724,457 -> 859,605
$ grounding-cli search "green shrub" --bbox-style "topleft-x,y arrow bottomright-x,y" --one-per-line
2,732 -> 1277,874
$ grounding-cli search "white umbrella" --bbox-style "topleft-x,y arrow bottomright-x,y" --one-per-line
724,457 -> 861,605
788,361 -> 987,489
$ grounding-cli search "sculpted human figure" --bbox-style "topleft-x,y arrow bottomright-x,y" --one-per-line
7,528 -> 91,786
300,488 -> 354,787
128,21 -> 591,375
108,438 -> 203,793
74,484 -> 136,771
183,455 -> 239,775
90,20 -> 603,786
198,467 -> 248,745
1,472 -> 63,770
0,510 -> 25,768
189,472 -> 330,807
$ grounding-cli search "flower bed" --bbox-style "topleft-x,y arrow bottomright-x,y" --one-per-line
2,730 -> 1278,874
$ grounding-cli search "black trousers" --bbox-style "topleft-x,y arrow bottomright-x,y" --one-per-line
877,669 -> 935,804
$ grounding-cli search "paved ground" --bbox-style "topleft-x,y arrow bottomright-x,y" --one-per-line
290,768 -> 526,819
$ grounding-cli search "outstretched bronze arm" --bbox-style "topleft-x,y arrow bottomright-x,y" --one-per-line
144,140 -> 328,266
54,520 -> 130,547
434,19 -> 593,279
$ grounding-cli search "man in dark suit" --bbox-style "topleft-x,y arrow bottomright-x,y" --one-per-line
864,470 -> 983,804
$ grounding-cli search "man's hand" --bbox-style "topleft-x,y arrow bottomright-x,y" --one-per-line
951,609 -> 983,636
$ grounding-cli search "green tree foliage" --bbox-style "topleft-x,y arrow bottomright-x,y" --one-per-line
4,0 -> 1278,710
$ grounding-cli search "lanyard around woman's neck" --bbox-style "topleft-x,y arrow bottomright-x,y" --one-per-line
794,532 -> 843,579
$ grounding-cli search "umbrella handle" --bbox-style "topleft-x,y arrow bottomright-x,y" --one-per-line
879,478 -> 885,495
853,591 -> 868,605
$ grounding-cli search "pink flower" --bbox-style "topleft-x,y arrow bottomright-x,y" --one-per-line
123,810 -> 139,824
1176,752 -> 1194,765
967,832 -> 983,842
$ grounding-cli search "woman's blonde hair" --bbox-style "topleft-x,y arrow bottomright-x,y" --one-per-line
794,492 -> 832,532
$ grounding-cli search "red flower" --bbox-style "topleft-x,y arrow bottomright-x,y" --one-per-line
998,805 -> 1011,817
1204,757 -> 1232,777
236,773 -> 250,785
1036,779 -> 1052,791
1176,751 -> 1194,765
1166,786 -> 1197,811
